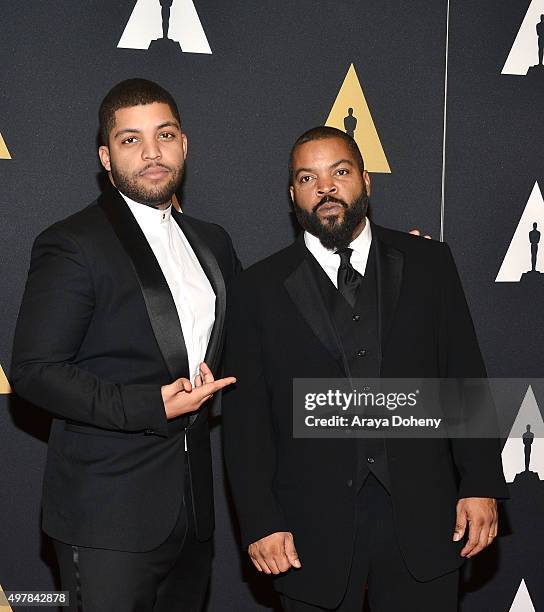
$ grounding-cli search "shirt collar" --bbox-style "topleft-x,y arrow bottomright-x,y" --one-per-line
119,191 -> 173,226
304,218 -> 372,267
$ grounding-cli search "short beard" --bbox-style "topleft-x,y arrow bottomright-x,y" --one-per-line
293,190 -> 369,250
111,161 -> 184,208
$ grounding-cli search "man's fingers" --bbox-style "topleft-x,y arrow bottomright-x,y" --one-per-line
453,515 -> 467,542
257,551 -> 280,575
248,546 -> 267,573
257,540 -> 297,574
460,522 -> 483,557
268,556 -> 285,575
465,523 -> 489,557
173,378 -> 192,393
179,376 -> 237,408
248,533 -> 296,575
455,498 -> 498,557
262,549 -> 291,574
199,362 -> 214,384
475,524 -> 493,556
284,533 -> 302,568
200,376 -> 237,398
250,557 -> 264,573
276,555 -> 292,573
409,228 -> 432,239
467,511 -> 498,557
194,374 -> 203,388
256,556 -> 272,574
249,541 -> 292,574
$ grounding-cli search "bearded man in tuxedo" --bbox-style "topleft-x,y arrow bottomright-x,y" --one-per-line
222,126 -> 507,611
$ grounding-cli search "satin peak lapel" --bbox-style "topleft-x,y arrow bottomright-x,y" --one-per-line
99,191 -> 190,381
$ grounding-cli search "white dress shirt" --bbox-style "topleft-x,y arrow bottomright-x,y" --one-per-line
304,219 -> 372,286
121,193 -> 216,382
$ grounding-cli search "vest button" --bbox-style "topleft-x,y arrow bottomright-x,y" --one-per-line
356,349 -> 367,358
367,457 -> 375,464
352,314 -> 361,322
347,479 -> 353,487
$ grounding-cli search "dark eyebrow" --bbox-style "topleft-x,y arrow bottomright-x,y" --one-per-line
113,121 -> 181,140
156,121 -> 180,131
295,158 -> 355,177
114,128 -> 141,139
295,167 -> 314,177
330,158 -> 355,169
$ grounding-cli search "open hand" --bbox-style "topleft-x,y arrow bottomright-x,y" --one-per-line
453,497 -> 498,558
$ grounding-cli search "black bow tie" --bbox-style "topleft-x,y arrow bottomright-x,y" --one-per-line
336,248 -> 363,307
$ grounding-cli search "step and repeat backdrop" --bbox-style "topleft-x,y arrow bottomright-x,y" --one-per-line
1,1 -> 543,610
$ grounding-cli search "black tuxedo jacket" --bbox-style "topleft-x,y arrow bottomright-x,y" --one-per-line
222,224 -> 507,608
12,186 -> 240,552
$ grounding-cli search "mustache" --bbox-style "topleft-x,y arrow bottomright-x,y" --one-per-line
138,162 -> 172,176
312,195 -> 348,214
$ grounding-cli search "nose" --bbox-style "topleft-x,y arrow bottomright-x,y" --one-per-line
316,177 -> 337,196
141,139 -> 161,161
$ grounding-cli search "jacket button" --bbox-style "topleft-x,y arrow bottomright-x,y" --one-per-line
347,479 -> 353,487
367,457 -> 375,464
352,314 -> 360,322
144,429 -> 155,435
357,349 -> 367,358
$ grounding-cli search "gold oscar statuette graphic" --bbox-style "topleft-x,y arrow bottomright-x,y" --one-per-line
0,584 -> 13,611
325,64 -> 390,173
0,365 -> 12,394
0,133 -> 11,160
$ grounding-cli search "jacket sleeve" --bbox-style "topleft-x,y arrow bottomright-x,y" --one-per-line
11,225 -> 168,436
222,277 -> 288,549
439,243 -> 508,499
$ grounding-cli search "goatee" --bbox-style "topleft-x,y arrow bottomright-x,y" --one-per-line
111,162 -> 184,208
293,190 -> 369,250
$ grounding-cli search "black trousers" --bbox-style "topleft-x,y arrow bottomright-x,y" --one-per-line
53,454 -> 212,612
281,474 -> 459,612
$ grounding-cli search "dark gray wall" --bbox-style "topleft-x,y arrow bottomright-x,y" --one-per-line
1,1 -> 542,610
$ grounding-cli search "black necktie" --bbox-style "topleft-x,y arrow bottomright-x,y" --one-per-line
336,248 -> 363,307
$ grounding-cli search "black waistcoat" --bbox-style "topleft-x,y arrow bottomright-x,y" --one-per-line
308,242 -> 390,492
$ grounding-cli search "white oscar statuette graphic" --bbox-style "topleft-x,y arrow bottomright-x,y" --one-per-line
118,0 -> 212,54
501,386 -> 544,483
496,182 -> 544,282
502,0 -> 544,75
509,579 -> 536,612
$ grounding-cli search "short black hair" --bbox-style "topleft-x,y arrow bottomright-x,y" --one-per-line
289,126 -> 365,184
98,78 -> 181,145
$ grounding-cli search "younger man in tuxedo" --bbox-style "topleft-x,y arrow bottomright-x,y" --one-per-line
12,79 -> 238,611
